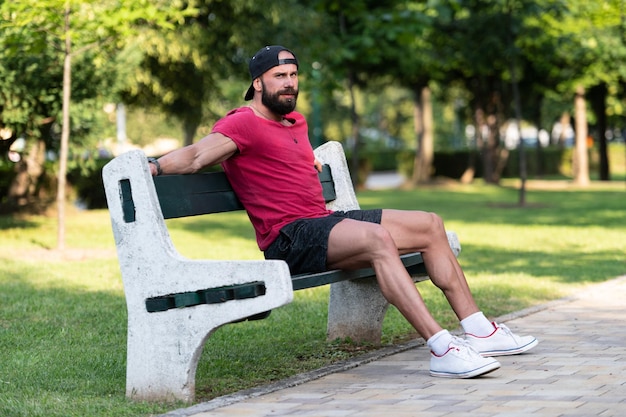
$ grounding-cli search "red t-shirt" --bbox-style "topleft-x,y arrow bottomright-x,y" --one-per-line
212,107 -> 332,250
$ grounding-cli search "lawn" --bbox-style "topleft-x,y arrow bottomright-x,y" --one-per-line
0,179 -> 624,417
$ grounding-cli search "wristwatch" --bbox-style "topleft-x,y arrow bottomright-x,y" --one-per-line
147,157 -> 163,176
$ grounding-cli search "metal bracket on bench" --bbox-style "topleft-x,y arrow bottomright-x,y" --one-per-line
145,281 -> 267,312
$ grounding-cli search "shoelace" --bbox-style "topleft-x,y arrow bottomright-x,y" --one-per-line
448,336 -> 482,358
494,322 -> 518,340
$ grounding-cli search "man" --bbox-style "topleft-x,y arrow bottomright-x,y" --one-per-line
148,45 -> 538,378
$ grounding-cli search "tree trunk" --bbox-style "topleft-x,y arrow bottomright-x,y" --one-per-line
461,107 -> 485,184
6,139 -> 46,210
573,85 -> 590,186
411,84 -> 434,184
589,83 -> 610,181
337,12 -> 361,187
347,73 -> 361,187
56,3 -> 72,250
411,85 -> 423,185
510,54 -> 527,206
182,119 -> 198,147
480,92 -> 502,185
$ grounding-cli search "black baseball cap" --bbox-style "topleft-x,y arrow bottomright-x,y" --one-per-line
244,45 -> 299,101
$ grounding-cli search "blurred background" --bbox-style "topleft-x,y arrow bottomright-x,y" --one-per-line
1,0 -> 625,215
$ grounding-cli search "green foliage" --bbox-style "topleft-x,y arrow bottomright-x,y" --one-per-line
1,0 -> 626,210
0,0 -> 196,148
0,15 -> 63,139
120,0 -> 329,143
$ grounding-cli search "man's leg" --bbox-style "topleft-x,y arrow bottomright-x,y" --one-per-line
379,209 -> 481,322
325,216 -> 501,378
326,217 -> 445,340
327,209 -> 483,333
379,209 -> 537,355
326,209 -> 537,360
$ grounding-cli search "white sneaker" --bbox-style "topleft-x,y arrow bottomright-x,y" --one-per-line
465,322 -> 538,357
430,336 -> 501,378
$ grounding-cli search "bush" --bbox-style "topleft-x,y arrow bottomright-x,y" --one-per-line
0,162 -> 16,204
365,145 -> 618,181
67,158 -> 109,209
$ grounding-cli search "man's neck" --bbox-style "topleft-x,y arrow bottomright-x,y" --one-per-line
249,103 -> 282,122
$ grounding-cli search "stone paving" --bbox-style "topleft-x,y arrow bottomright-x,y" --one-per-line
164,275 -> 626,417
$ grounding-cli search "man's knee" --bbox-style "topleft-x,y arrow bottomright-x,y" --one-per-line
367,223 -> 397,252
425,212 -> 445,234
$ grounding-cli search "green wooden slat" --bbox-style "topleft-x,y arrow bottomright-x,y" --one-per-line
145,297 -> 175,313
153,165 -> 334,219
290,252 -> 426,290
232,283 -> 266,299
174,292 -> 201,308
154,171 -> 243,219
145,281 -> 267,313
200,288 -> 232,304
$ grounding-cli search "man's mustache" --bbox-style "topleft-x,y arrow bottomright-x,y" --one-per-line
279,88 -> 298,95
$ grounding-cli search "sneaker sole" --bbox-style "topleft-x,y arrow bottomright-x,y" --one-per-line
430,360 -> 501,379
479,337 -> 539,357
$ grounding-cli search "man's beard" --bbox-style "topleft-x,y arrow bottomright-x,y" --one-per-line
261,83 -> 298,115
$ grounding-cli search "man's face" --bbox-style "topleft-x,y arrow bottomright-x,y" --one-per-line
259,51 -> 299,115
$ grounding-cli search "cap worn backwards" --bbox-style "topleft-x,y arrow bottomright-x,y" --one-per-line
244,45 -> 298,101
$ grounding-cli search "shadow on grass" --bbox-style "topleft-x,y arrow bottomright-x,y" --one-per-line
0,216 -> 40,231
459,243 -> 625,285
0,263 -> 169,417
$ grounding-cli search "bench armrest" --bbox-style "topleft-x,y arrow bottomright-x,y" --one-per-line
314,141 -> 360,212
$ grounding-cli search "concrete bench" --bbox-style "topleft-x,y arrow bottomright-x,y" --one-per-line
102,140 -> 461,403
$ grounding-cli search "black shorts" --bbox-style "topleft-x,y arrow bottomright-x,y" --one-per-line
264,209 -> 383,275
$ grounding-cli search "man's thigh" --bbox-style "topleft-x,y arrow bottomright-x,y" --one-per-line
264,209 -> 382,274
380,208 -> 441,253
326,216 -> 388,270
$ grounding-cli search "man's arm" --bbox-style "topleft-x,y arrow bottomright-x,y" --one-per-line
148,132 -> 238,176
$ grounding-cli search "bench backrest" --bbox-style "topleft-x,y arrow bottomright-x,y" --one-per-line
143,165 -> 336,220
103,142 -> 361,271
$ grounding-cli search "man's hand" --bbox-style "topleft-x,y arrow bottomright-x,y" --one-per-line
314,159 -> 322,172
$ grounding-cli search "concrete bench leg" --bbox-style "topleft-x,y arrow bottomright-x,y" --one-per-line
326,278 -> 389,344
121,257 -> 293,403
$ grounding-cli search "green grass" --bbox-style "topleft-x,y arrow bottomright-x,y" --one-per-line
0,180 -> 625,416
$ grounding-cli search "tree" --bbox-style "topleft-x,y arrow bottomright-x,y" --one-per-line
0,4 -> 64,212
576,0 -> 626,181
1,0 -> 194,248
530,0 -> 626,183
308,0 -> 437,184
388,2 -> 453,185
123,0 -> 327,147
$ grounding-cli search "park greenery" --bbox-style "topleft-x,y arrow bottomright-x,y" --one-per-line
0,0 -> 626,417
1,2 -> 626,217
0,180 -> 625,416
0,1 -> 625,413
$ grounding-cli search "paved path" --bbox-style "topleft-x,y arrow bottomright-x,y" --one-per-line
164,275 -> 626,417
